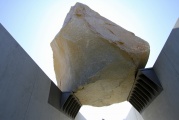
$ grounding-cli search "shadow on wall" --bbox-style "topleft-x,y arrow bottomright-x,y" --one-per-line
75,112 -> 86,120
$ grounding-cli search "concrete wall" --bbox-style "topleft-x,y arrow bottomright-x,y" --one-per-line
0,23 -> 71,120
125,107 -> 144,120
142,19 -> 179,120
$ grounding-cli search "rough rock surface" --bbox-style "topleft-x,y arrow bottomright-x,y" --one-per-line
51,2 -> 150,106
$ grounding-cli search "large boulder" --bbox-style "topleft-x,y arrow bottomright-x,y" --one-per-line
51,2 -> 150,106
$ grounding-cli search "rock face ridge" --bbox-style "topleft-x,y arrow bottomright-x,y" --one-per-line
51,2 -> 150,106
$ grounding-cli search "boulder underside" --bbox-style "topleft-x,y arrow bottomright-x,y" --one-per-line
51,2 -> 150,106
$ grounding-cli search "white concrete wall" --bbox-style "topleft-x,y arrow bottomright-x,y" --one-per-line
125,107 -> 144,120
142,19 -> 179,120
0,23 -> 71,120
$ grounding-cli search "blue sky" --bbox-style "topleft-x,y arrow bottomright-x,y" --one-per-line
0,0 -> 178,119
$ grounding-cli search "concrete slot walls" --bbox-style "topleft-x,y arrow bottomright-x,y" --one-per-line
140,18 -> 179,120
0,23 -> 80,120
128,18 -> 179,120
